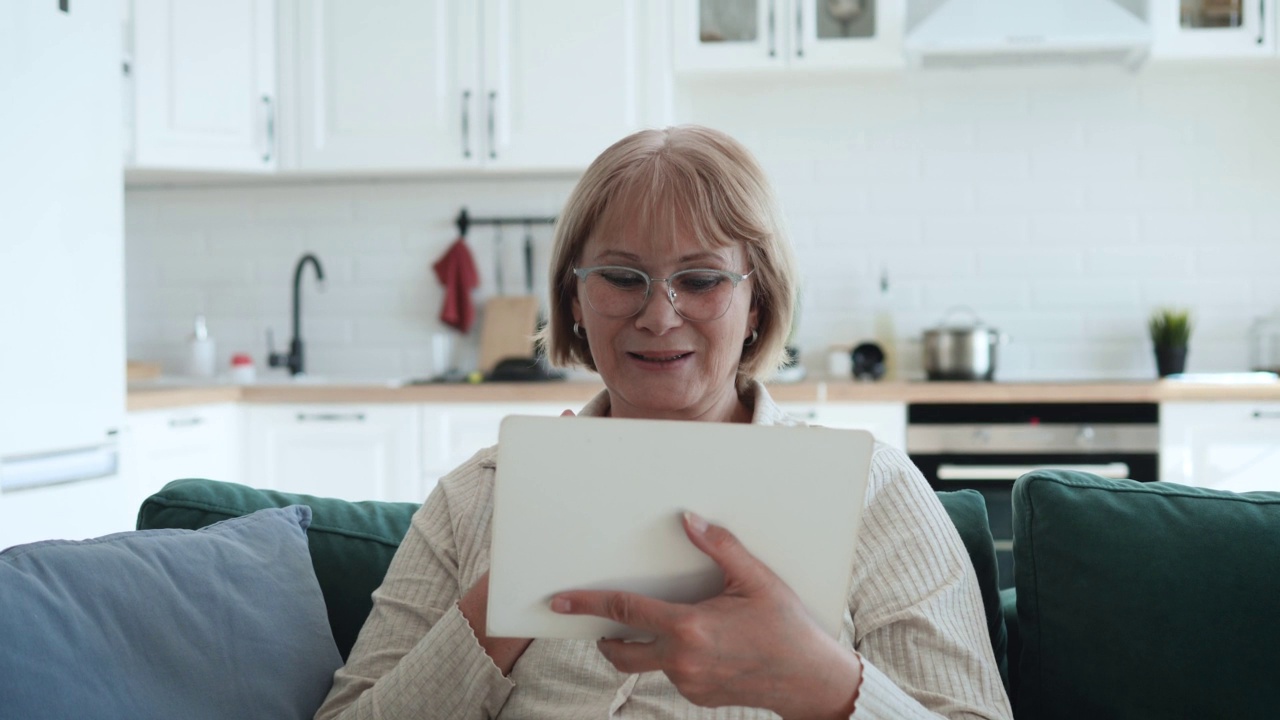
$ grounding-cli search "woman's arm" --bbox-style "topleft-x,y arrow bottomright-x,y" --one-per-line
314,450 -> 524,720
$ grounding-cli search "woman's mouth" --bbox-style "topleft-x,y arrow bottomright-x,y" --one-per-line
627,351 -> 692,365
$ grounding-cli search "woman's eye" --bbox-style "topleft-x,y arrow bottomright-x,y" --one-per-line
600,271 -> 646,289
675,272 -> 726,293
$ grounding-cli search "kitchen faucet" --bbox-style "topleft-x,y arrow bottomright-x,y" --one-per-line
268,253 -> 325,376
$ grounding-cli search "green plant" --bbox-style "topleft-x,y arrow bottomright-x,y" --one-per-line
1148,308 -> 1193,348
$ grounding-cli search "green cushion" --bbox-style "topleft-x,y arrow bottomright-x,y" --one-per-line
1013,470 -> 1280,720
137,479 -> 419,661
936,489 -> 1009,692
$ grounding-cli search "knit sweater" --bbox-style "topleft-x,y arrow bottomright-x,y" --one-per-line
315,383 -> 1012,720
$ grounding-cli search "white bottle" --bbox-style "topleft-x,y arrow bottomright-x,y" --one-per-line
187,315 -> 217,379
873,267 -> 897,380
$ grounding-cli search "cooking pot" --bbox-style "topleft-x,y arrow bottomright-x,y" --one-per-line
923,307 -> 1010,381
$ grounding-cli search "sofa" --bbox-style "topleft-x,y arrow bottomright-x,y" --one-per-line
2,471 -> 1277,719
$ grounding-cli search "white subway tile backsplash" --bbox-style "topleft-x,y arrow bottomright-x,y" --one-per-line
126,66 -> 1280,380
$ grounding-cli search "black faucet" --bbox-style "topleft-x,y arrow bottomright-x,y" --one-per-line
268,253 -> 325,376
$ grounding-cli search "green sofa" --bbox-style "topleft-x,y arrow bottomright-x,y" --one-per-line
134,472 -> 1280,719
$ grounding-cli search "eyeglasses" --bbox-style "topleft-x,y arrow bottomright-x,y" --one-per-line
573,265 -> 753,322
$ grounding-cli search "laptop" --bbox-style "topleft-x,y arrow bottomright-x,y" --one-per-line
487,415 -> 874,640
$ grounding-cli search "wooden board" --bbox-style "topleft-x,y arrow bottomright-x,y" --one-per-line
477,296 -> 541,373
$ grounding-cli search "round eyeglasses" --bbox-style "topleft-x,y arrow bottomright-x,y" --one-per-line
572,265 -> 754,322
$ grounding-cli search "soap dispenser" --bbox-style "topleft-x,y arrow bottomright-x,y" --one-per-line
187,315 -> 217,378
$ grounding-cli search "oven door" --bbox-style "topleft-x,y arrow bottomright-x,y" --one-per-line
910,453 -> 1157,589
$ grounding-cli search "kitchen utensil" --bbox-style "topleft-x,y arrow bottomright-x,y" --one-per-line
493,225 -> 505,294
851,342 -> 886,381
825,0 -> 865,36
478,296 -> 540,374
922,307 -> 1009,382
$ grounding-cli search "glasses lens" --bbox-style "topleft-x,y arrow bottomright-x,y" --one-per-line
670,270 -> 737,321
583,267 -> 649,318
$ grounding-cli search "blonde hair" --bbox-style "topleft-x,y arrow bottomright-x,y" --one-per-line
538,125 -> 797,386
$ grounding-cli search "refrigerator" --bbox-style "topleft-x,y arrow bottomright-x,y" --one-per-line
0,2 -> 127,549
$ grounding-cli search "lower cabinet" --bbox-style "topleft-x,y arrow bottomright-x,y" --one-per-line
421,403 -> 568,499
0,471 -> 132,550
777,402 -> 908,452
1160,402 -> 1280,493
124,403 -> 241,515
242,405 -> 422,502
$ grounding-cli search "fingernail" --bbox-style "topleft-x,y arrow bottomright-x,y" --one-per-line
549,597 -> 570,613
684,511 -> 708,535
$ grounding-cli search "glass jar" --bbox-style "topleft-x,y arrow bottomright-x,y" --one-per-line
1249,314 -> 1280,374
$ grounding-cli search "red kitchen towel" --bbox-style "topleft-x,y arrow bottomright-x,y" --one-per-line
433,237 -> 480,333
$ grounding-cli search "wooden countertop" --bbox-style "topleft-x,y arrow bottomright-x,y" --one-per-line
126,378 -> 1280,411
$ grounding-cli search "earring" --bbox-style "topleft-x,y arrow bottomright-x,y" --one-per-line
744,328 -> 758,346
573,322 -> 586,339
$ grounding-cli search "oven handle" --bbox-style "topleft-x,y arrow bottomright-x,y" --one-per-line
936,462 -> 1131,481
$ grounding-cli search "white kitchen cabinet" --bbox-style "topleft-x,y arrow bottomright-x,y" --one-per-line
128,0 -> 277,171
290,0 -> 661,172
420,403 -> 567,499
0,471 -> 133,551
1160,402 -> 1280,492
243,405 -> 421,502
1150,0 -> 1276,58
777,402 -> 907,451
123,404 -> 241,516
673,0 -> 905,72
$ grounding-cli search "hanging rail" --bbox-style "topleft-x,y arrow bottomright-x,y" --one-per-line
454,207 -> 556,238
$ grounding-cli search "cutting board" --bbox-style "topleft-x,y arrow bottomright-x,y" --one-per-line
478,296 -> 541,374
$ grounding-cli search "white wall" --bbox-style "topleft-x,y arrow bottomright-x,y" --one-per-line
127,64 -> 1280,381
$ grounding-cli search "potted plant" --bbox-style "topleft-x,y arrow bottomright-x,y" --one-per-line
1149,308 -> 1192,377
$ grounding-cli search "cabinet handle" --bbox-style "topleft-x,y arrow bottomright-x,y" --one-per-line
487,90 -> 497,160
1260,0 -> 1267,46
768,0 -> 777,57
1252,411 -> 1280,420
296,412 -> 366,423
795,1 -> 804,58
261,94 -> 275,164
936,462 -> 1131,481
168,417 -> 205,429
0,443 -> 118,493
461,89 -> 472,159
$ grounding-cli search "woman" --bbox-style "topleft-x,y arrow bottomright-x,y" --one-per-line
315,126 -> 1012,720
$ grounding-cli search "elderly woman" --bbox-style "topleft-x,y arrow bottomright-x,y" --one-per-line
315,126 -> 1012,720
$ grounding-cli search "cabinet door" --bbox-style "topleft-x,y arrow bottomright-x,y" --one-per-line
244,405 -> 421,502
776,402 -> 907,450
125,404 -> 240,514
673,0 -> 789,71
480,0 -> 651,169
294,0 -> 480,170
1160,402 -> 1280,492
421,403 -> 565,498
1151,0 -> 1276,57
131,0 -> 277,170
794,0 -> 903,68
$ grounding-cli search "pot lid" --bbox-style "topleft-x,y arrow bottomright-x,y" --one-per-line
933,306 -> 992,331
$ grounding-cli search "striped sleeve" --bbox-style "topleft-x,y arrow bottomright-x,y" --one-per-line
314,450 -> 513,720
846,444 -> 1013,720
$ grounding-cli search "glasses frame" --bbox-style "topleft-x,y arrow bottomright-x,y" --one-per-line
572,265 -> 754,322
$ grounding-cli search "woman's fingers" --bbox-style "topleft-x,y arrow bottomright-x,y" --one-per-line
561,409 -> 575,417
550,589 -> 672,635
681,512 -> 775,595
595,638 -> 665,674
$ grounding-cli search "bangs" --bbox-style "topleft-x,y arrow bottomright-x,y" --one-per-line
589,148 -> 762,261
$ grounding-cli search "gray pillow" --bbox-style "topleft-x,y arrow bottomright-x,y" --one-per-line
0,505 -> 342,720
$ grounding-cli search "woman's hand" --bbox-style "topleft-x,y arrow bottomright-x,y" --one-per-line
458,409 -> 577,675
458,571 -> 533,676
549,513 -> 862,720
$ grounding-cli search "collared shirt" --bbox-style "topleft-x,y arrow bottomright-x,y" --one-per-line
315,382 -> 1013,720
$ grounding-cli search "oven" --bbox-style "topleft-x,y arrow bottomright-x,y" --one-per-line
907,403 -> 1160,589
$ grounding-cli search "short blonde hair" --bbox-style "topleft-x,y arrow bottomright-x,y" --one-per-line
539,125 -> 797,386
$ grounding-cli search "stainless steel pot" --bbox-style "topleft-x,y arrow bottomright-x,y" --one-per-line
923,308 -> 1010,381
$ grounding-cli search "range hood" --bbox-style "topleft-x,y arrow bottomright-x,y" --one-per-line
905,0 -> 1151,69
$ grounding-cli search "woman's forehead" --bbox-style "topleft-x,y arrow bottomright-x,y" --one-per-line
584,189 -> 743,264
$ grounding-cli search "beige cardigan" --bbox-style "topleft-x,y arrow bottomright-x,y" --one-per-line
315,383 -> 1012,720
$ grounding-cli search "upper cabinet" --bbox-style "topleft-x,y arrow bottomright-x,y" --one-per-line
673,0 -> 904,72
1150,0 -> 1277,58
127,0 -> 277,171
290,0 -> 664,173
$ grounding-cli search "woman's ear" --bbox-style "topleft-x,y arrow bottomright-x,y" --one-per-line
571,294 -> 582,325
746,302 -> 760,341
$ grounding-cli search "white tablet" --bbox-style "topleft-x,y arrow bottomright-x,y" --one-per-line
487,415 -> 874,641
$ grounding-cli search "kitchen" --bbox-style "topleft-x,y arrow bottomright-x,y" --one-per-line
3,0 -> 1280,559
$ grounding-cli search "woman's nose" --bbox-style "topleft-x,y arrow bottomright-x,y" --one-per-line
634,280 -> 682,333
